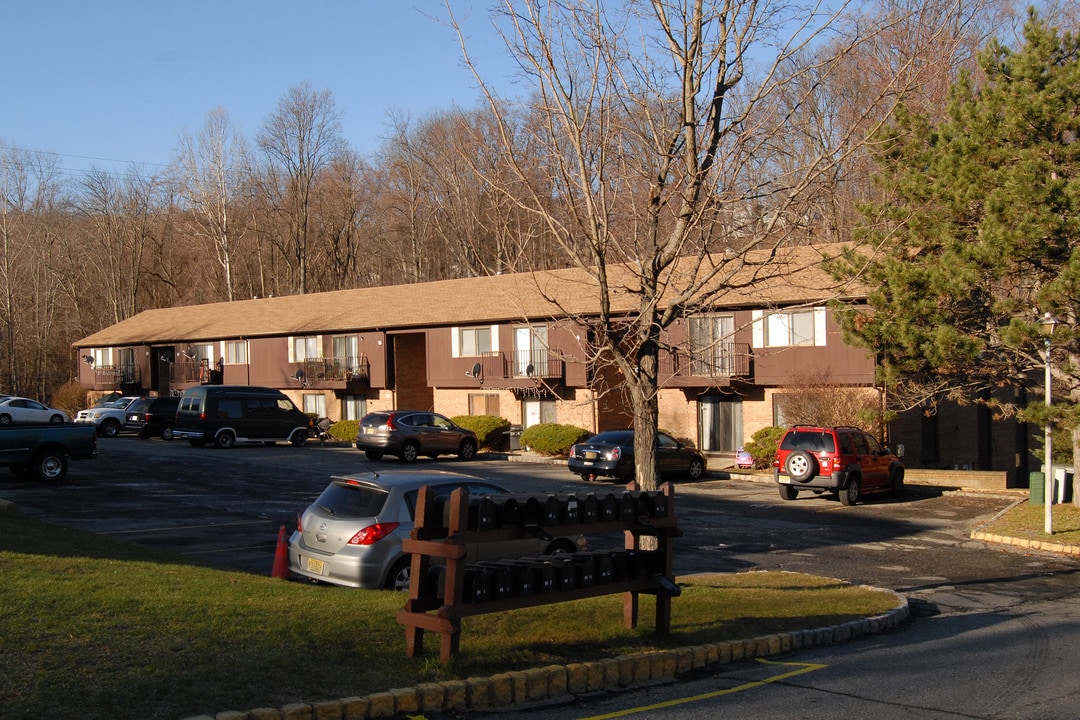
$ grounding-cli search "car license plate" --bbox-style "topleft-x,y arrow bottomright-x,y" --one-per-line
305,557 -> 325,574
363,427 -> 376,435
127,414 -> 139,422
584,451 -> 598,460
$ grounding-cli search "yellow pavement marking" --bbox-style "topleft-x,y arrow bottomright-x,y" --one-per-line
578,658 -> 829,720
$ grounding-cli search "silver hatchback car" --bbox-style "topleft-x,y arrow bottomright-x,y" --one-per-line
288,470 -> 586,590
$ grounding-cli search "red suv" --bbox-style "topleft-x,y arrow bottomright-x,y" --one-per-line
773,426 -> 904,505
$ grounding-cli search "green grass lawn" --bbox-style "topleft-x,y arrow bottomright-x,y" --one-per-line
979,500 -> 1080,545
0,510 -> 899,720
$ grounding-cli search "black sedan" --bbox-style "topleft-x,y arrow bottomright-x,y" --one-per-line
567,430 -> 706,482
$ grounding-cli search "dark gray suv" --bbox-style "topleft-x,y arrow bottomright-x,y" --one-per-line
355,410 -> 478,463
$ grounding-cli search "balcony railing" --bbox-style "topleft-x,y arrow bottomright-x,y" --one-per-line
93,364 -> 141,386
661,342 -> 752,379
171,359 -> 214,384
510,349 -> 562,379
304,355 -> 370,383
472,350 -> 564,382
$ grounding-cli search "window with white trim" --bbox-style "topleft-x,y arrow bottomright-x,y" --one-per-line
91,348 -> 113,366
752,308 -> 827,348
225,340 -> 248,364
458,327 -> 492,357
302,394 -> 326,416
290,336 -> 320,362
342,395 -> 366,420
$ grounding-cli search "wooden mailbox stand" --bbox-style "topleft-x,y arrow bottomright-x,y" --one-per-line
396,481 -> 678,662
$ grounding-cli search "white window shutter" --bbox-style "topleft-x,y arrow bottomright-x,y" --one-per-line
752,310 -> 764,348
814,307 -> 827,347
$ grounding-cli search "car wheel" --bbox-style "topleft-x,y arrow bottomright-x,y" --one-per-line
890,469 -> 905,499
100,419 -> 120,438
784,451 -> 818,482
290,431 -> 306,447
399,441 -> 419,463
364,450 -> 384,461
543,539 -> 577,555
841,477 -> 861,506
49,414 -> 65,424
161,425 -> 174,441
686,457 -> 705,480
0,414 -> 10,425
458,438 -> 477,460
33,450 -> 68,482
779,484 -> 799,501
385,557 -> 412,591
215,431 -> 236,449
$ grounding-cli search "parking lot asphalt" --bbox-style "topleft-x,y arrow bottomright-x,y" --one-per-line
6,436 -> 1080,720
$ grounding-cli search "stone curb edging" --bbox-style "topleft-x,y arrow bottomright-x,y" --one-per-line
968,496 -> 1080,557
971,530 -> 1080,556
181,590 -> 908,720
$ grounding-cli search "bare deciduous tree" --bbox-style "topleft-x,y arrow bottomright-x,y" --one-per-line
775,368 -> 887,435
256,83 -> 346,294
175,107 -> 250,302
450,0 -> 963,490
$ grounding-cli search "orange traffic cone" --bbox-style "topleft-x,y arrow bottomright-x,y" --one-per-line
272,525 -> 290,579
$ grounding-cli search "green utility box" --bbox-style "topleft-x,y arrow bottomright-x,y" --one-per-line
1030,471 -> 1047,504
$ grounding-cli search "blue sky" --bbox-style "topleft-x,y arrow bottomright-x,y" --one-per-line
1,1 -> 518,178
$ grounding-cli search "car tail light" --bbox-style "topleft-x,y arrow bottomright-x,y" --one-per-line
383,414 -> 399,432
348,522 -> 400,545
296,511 -> 304,532
609,447 -> 622,461
569,445 -> 580,458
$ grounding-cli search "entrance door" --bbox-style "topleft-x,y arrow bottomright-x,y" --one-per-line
699,396 -> 742,452
522,399 -> 555,428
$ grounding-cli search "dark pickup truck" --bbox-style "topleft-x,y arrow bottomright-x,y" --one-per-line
0,424 -> 98,481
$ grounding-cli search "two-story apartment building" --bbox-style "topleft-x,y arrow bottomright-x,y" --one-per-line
73,245 -> 1026,476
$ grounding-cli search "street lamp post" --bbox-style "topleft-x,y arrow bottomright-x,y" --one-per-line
1040,312 -> 1059,534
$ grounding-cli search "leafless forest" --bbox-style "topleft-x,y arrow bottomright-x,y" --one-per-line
0,0 -> 1068,403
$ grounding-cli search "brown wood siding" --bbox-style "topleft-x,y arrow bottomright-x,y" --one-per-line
753,314 -> 876,386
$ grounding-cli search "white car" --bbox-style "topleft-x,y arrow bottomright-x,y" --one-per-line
0,396 -> 70,424
74,396 -> 142,437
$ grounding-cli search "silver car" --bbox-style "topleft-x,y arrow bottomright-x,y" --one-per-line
354,410 -> 478,463
289,470 -> 586,590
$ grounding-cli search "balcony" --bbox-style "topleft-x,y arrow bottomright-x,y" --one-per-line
170,359 -> 221,385
92,364 -> 142,390
661,342 -> 752,381
471,350 -> 564,383
303,355 -> 371,385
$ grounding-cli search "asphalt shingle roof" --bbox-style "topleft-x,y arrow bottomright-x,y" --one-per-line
75,244 -> 861,347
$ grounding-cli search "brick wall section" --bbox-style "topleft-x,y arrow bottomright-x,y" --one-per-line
432,388 -> 600,432
658,390 -> 697,444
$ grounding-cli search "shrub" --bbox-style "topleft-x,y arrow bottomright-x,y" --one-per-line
452,415 -> 512,450
329,419 -> 358,442
745,426 -> 786,469
51,381 -> 88,416
519,423 -> 591,456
